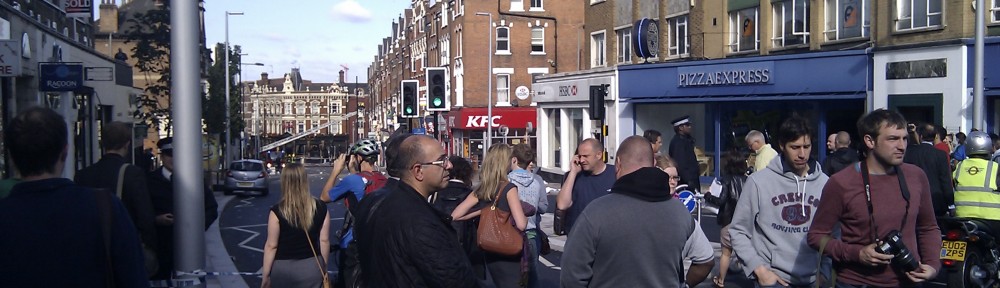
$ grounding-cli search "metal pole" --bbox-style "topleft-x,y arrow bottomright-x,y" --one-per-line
224,12 -> 230,170
974,0 -> 985,130
171,0 -> 206,285
238,54 -> 244,159
476,12 -> 493,158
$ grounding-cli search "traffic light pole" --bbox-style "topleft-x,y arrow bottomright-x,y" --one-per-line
434,111 -> 441,141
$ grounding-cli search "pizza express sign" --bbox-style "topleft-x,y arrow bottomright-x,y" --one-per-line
677,61 -> 774,88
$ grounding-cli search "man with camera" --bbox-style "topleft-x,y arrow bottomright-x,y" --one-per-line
807,109 -> 941,287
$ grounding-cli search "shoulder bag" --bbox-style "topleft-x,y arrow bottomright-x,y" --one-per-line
305,229 -> 332,288
477,182 -> 524,256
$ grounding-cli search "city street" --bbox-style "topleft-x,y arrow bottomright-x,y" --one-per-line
213,166 -> 949,288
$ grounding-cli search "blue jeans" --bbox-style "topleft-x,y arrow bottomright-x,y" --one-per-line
525,229 -> 540,288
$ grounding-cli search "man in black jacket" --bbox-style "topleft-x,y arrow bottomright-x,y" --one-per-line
903,123 -> 954,216
354,135 -> 477,287
75,122 -> 158,270
146,137 -> 219,280
822,131 -> 859,176
669,115 -> 700,192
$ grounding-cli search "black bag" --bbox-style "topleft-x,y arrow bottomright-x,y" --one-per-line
538,229 -> 552,255
553,209 -> 567,236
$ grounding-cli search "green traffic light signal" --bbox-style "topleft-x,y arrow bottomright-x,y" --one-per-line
432,98 -> 442,107
405,107 -> 413,114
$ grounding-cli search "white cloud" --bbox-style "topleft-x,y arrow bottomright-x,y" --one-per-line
331,0 -> 373,23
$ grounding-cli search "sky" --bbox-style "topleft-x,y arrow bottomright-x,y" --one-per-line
188,0 -> 410,84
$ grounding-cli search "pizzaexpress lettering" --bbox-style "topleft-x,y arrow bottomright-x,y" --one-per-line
678,69 -> 770,87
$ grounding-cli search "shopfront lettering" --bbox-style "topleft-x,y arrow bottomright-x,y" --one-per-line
466,115 -> 501,128
558,85 -> 577,97
677,62 -> 774,88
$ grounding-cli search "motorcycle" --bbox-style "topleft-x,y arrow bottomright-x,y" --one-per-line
940,216 -> 1000,288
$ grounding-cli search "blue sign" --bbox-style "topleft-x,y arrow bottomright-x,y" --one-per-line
677,61 -> 774,87
39,63 -> 84,92
411,128 -> 426,135
677,190 -> 697,213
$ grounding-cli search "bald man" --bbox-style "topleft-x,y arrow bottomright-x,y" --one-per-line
561,136 -> 714,288
822,131 -> 859,176
556,138 -> 616,234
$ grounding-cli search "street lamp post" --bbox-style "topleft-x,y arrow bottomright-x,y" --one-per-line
240,60 -> 264,158
476,12 -> 493,160
224,11 -> 243,168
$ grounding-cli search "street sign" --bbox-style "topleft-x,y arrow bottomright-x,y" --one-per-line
678,190 -> 697,213
85,67 -> 114,81
411,128 -> 426,135
0,40 -> 21,77
515,86 -> 530,100
39,62 -> 84,92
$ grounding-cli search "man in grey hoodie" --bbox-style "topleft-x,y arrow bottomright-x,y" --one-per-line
729,116 -> 830,287
509,143 -> 548,287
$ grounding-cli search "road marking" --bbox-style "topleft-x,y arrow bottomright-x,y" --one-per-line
222,224 -> 268,230
539,255 -> 560,270
225,226 -> 265,253
548,237 -> 565,248
235,197 -> 255,208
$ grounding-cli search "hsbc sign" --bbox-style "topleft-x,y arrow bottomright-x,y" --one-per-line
466,115 -> 501,128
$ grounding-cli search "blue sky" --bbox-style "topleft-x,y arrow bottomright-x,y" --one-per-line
198,0 -> 412,84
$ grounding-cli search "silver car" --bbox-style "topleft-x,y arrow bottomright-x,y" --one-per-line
224,160 -> 270,196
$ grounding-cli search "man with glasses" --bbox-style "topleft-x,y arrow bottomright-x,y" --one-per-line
354,135 -> 477,287
669,115 -> 701,192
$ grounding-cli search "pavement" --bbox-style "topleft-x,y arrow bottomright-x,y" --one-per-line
205,192 -> 250,288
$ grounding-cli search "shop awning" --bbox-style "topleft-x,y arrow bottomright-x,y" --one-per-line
619,92 -> 867,103
451,107 -> 537,130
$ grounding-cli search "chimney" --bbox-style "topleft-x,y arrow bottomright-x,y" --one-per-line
97,0 -> 119,34
261,72 -> 268,81
339,70 -> 345,85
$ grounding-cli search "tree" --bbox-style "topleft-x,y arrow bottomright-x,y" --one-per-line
205,43 -> 244,138
123,1 -> 173,134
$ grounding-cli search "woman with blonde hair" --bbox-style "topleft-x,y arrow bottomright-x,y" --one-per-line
452,143 -> 528,287
261,163 -> 331,288
656,155 -> 682,196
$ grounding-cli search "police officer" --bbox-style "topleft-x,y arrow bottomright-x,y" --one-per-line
953,131 -> 1000,233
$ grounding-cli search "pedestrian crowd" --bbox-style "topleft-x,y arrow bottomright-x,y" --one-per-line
2,105 -> 1000,288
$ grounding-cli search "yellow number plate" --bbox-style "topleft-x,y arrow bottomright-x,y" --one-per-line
941,240 -> 967,261
237,182 -> 254,188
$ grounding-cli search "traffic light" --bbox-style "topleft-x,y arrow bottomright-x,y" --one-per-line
400,80 -> 419,118
426,68 -> 448,111
589,84 -> 608,120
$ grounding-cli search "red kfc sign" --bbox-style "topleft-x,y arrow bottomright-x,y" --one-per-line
458,107 -> 536,130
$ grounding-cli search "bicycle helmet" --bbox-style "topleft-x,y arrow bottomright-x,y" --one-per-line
966,131 -> 992,157
351,139 -> 381,157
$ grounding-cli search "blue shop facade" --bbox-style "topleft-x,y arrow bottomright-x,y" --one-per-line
617,50 -> 870,179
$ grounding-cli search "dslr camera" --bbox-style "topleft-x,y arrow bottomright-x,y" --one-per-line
874,230 -> 919,272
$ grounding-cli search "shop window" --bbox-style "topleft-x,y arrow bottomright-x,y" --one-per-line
772,0 -> 809,48
895,0 -> 942,31
591,31 -> 606,67
497,74 -> 510,104
668,15 -> 689,57
545,109 -> 561,167
531,27 -> 545,54
567,109 -> 584,161
825,0 -> 870,40
616,27 -> 632,64
729,7 -> 759,53
497,27 -> 510,54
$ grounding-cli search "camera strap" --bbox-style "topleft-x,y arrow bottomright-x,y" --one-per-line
860,161 -> 911,243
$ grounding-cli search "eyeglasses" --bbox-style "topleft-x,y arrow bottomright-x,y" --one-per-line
418,156 -> 449,168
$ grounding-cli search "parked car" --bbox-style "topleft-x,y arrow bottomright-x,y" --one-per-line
224,159 -> 270,196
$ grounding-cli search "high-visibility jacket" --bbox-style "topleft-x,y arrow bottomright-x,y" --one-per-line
954,158 -> 1000,220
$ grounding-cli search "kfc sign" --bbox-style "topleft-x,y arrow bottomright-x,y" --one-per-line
458,107 -> 536,130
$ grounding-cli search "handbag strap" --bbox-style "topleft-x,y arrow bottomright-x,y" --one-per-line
116,164 -> 128,198
94,189 -> 116,288
305,228 -> 329,279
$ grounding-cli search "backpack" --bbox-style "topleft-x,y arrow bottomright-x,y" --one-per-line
357,171 -> 387,194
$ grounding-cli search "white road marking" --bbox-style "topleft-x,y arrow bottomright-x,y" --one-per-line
234,197 -> 255,208
539,255 -> 560,270
225,226 -> 265,253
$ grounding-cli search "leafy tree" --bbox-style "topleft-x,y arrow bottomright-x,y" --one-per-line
123,1 -> 173,134
205,43 -> 244,138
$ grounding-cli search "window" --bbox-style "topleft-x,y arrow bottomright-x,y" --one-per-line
329,104 -> 338,114
457,30 -> 463,57
772,0 -> 809,47
895,0 -> 942,31
496,74 -> 510,104
496,27 -> 510,54
531,27 -> 545,54
531,0 -> 543,10
298,122 -> 305,133
992,0 -> 1000,23
668,15 -> 689,57
729,7 -> 759,53
285,103 -> 292,114
616,27 -> 632,64
825,0 -> 870,40
511,0 -> 524,11
296,102 -> 306,115
440,38 -> 450,65
310,102 -> 319,114
591,32 -> 606,67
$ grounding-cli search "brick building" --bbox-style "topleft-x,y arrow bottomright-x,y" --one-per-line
368,0 -> 584,161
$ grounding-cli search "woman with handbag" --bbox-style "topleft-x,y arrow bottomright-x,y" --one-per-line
452,143 -> 529,287
261,164 -> 332,288
702,150 -> 748,288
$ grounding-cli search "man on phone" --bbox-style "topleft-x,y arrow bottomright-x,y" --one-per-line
556,138 -> 616,234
